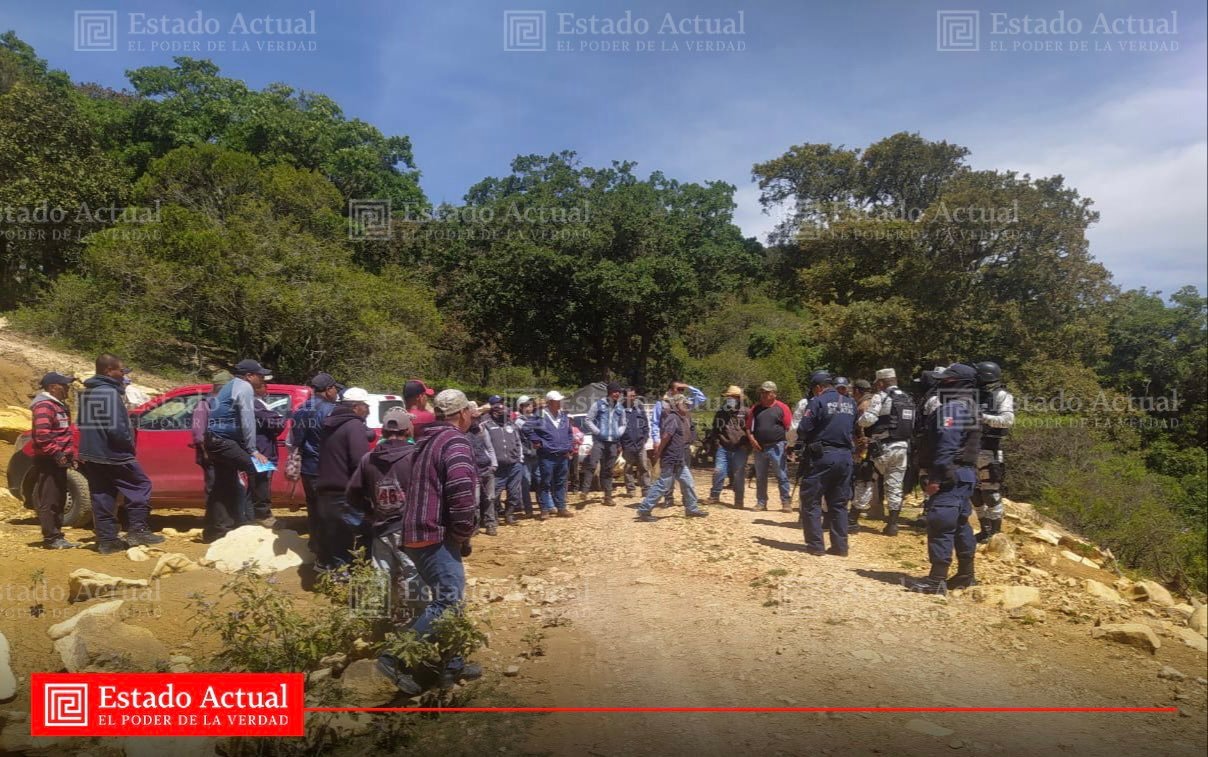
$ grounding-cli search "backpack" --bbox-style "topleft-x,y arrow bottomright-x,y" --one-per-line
284,447 -> 302,481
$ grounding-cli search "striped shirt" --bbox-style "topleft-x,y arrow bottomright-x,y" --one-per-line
403,421 -> 479,547
31,393 -> 74,459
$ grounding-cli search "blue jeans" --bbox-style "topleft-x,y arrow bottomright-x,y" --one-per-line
522,457 -> 539,515
638,461 -> 701,514
403,539 -> 466,639
538,454 -> 569,512
710,446 -> 749,507
494,462 -> 524,517
753,441 -> 791,508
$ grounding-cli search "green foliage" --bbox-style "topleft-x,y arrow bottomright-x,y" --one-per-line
188,568 -> 373,673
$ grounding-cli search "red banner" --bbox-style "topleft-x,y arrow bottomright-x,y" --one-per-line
30,673 -> 305,737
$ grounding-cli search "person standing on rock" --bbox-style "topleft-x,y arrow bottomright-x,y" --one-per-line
584,382 -> 628,506
202,359 -> 272,542
747,381 -> 794,512
636,393 -> 708,522
522,391 -> 575,519
30,372 -> 80,549
857,368 -> 915,536
709,385 -> 750,508
482,395 -> 524,526
315,387 -> 373,569
797,371 -> 856,556
907,363 -> 981,595
190,370 -> 231,500
973,361 -> 1015,543
251,381 -> 287,526
77,354 -> 163,553
401,388 -> 482,686
620,387 -> 651,498
289,372 -> 340,550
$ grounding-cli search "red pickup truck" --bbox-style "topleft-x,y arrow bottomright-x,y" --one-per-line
6,383 -> 313,527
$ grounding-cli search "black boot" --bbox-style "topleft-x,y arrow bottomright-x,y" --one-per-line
975,518 -> 1001,543
947,556 -> 977,590
882,510 -> 899,536
848,510 -> 861,534
907,565 -> 948,595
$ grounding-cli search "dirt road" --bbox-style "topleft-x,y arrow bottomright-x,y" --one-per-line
462,478 -> 1207,756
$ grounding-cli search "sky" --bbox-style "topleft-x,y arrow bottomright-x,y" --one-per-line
4,0 -> 1206,294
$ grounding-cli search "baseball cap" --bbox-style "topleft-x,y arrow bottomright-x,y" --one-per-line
381,407 -> 413,433
546,390 -> 565,401
940,363 -> 977,383
341,387 -> 370,403
433,388 -> 471,417
809,371 -> 833,387
835,376 -> 850,387
488,394 -> 504,405
404,379 -> 434,400
310,372 -> 336,391
210,369 -> 233,388
234,359 -> 273,379
759,381 -> 777,392
40,372 -> 75,388
516,395 -> 532,406
723,385 -> 743,398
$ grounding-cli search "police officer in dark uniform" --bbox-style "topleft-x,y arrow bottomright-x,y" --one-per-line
796,371 -> 857,557
908,363 -> 980,594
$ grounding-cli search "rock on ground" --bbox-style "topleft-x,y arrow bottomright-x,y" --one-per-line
971,585 -> 1040,611
151,553 -> 200,578
0,632 -> 15,700
983,533 -> 1016,561
906,718 -> 954,737
1090,623 -> 1161,654
68,569 -> 150,602
47,599 -> 125,640
1188,605 -> 1207,637
338,659 -> 399,708
1084,579 -> 1124,604
54,613 -> 168,672
1127,580 -> 1175,607
202,525 -> 312,575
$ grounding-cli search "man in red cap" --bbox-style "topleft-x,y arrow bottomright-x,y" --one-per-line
404,379 -> 436,439
30,372 -> 80,549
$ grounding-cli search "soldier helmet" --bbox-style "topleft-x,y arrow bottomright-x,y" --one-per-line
974,361 -> 1002,387
939,363 -> 977,387
809,370 -> 833,387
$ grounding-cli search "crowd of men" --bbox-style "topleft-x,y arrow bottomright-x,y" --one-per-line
25,354 -> 1014,690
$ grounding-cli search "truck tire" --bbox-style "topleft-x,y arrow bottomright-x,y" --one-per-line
62,468 -> 93,529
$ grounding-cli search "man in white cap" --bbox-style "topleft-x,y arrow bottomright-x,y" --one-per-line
857,368 -> 915,536
520,391 -> 575,519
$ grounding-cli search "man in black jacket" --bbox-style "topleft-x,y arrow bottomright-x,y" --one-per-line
77,354 -> 163,554
315,387 -> 371,569
251,383 -> 287,526
482,395 -> 524,525
709,385 -> 750,508
620,388 -> 651,497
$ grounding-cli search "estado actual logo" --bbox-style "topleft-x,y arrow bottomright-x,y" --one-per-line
99,682 -> 290,710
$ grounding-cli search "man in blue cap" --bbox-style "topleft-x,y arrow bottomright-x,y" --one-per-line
203,358 -> 271,542
908,363 -> 981,595
796,370 -> 857,556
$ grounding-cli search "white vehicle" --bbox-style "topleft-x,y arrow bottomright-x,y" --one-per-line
363,392 -> 407,431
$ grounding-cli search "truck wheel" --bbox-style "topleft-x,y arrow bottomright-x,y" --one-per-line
63,469 -> 93,529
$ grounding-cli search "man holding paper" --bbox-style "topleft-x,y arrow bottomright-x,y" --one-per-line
203,358 -> 272,542
252,382 -> 287,526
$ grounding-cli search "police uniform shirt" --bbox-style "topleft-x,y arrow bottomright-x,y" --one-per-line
930,398 -> 977,484
797,388 -> 856,449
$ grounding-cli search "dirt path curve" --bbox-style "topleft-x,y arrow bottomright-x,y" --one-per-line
468,474 -> 1207,757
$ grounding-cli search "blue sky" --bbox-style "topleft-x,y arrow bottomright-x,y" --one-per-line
4,0 -> 1206,293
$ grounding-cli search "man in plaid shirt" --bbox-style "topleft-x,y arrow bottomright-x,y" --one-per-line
30,372 -> 79,549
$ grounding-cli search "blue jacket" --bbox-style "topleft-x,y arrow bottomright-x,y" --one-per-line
207,377 -> 258,454
76,375 -> 135,464
796,388 -> 856,451
620,403 -> 650,452
289,396 -> 335,476
522,410 -> 574,457
930,397 -> 979,485
585,398 -> 627,442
